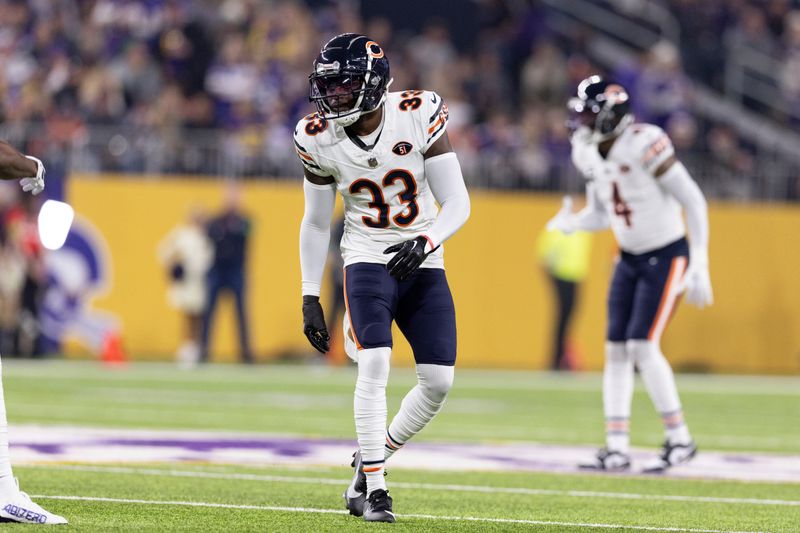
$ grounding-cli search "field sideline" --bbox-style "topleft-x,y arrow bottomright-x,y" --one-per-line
1,360 -> 797,531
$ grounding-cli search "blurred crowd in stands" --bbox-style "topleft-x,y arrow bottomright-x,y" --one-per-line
0,0 -> 799,200
0,184 -> 45,357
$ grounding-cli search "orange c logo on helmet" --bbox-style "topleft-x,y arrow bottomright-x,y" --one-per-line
366,41 -> 384,59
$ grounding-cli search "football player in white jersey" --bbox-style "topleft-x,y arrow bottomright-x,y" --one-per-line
296,34 -> 470,522
548,76 -> 713,473
0,139 -> 67,524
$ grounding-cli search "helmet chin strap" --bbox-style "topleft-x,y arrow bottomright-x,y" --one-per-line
330,77 -> 393,127
332,111 -> 362,127
591,113 -> 634,143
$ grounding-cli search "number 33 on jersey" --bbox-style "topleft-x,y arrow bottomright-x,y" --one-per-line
293,90 -> 449,267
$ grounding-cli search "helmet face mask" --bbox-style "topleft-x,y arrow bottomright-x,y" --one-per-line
567,75 -> 632,143
308,34 -> 391,127
310,73 -> 366,114
567,97 -> 599,130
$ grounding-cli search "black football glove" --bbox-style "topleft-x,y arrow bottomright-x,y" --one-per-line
302,295 -> 330,353
383,236 -> 436,280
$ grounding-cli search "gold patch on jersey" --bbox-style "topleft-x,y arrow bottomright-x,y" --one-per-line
392,141 -> 413,156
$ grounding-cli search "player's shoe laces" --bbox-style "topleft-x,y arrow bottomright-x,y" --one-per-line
343,450 -> 367,517
643,440 -> 697,473
0,479 -> 67,524
363,489 -> 395,523
579,448 -> 631,472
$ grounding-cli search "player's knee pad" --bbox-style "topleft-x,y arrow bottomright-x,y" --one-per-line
626,339 -> 660,367
605,341 -> 629,364
344,311 -> 392,364
416,364 -> 454,404
356,347 -> 391,383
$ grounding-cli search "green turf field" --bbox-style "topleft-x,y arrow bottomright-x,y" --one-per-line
1,360 -> 798,531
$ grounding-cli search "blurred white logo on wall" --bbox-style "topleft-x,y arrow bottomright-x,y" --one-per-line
38,200 -> 75,250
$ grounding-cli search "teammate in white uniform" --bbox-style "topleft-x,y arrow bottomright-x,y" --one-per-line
548,76 -> 713,472
0,139 -> 68,524
297,34 -> 470,522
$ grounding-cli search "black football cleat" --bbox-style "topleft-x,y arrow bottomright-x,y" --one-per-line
363,489 -> 395,523
643,440 -> 697,473
579,448 -> 631,472
343,450 -> 367,517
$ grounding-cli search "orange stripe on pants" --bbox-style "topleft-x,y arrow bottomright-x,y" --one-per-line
342,268 -> 363,351
648,257 -> 687,342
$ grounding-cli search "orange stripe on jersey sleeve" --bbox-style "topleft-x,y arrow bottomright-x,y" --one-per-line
295,148 -> 314,161
427,116 -> 444,135
642,135 -> 671,165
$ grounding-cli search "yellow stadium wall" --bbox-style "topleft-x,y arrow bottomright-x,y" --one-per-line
66,175 -> 800,373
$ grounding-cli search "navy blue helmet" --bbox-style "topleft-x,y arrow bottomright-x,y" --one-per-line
567,75 -> 632,141
309,33 -> 392,126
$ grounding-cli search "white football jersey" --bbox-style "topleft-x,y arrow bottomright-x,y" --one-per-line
571,123 -> 685,254
294,90 -> 450,268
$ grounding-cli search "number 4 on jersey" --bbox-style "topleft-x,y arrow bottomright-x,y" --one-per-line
611,181 -> 633,227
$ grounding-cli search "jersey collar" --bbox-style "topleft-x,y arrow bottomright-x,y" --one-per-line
344,106 -> 386,152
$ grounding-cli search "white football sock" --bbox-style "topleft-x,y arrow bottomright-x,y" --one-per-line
603,341 -> 633,454
354,347 -> 390,495
385,364 -> 454,461
628,340 -> 692,445
0,360 -> 15,494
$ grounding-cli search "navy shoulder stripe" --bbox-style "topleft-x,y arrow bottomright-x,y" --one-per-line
301,159 -> 321,171
427,121 -> 446,144
294,139 -> 309,153
428,97 -> 444,124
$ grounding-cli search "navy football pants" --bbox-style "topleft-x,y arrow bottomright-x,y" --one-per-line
607,238 -> 689,342
344,263 -> 456,366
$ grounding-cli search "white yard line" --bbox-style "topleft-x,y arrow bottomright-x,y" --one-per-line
30,494 -> 766,533
33,465 -> 800,507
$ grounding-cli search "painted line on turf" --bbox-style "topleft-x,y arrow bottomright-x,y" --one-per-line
29,494 -> 765,532
7,361 -> 800,396
33,465 -> 800,507
13,425 -> 800,482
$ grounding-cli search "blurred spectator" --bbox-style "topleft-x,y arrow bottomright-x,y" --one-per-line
155,1 -> 214,97
0,218 -> 26,355
515,109 -> 551,189
200,181 -> 253,364
537,222 -> 592,371
205,32 -> 259,117
705,125 -> 756,199
472,50 -> 514,120
780,10 -> 800,113
158,206 -> 213,368
15,194 -> 46,356
520,40 -> 568,108
725,4 -> 777,56
671,0 -> 729,89
0,191 -> 46,356
633,41 -> 691,128
665,111 -> 705,183
407,22 -> 457,91
110,41 -> 165,107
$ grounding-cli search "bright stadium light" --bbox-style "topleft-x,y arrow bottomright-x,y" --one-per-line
38,199 -> 75,250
